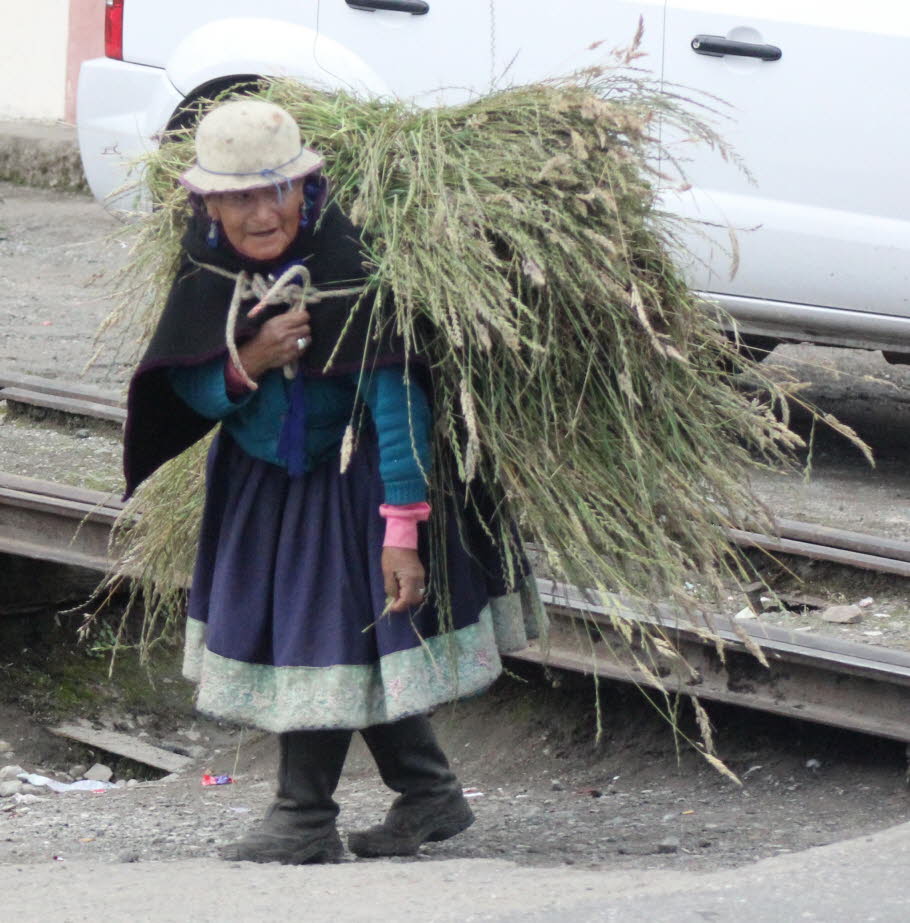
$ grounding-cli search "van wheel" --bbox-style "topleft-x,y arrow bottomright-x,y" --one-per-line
165,76 -> 265,136
725,333 -> 780,364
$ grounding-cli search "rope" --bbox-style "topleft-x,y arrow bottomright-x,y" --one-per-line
191,259 -> 365,390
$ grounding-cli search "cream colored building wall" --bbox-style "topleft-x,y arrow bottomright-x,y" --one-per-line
0,4 -> 71,119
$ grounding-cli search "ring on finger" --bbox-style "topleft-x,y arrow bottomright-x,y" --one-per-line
296,336 -> 309,351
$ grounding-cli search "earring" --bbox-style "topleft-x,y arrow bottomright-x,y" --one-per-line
206,219 -> 220,248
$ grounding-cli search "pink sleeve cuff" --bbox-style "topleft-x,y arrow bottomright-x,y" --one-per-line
224,357 -> 253,401
379,502 -> 431,549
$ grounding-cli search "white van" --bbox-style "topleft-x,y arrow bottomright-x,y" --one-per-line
78,1 -> 910,359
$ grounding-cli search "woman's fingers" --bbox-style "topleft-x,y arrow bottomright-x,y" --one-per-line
285,310 -> 311,332
275,314 -> 311,356
382,566 -> 399,604
393,570 -> 426,610
381,547 -> 427,612
247,312 -> 312,368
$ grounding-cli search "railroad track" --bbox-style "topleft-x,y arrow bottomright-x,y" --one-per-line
4,374 -> 910,578
513,582 -> 910,744
0,472 -> 122,572
0,372 -> 126,425
2,376 -> 910,741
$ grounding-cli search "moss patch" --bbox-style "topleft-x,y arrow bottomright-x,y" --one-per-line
0,607 -> 195,727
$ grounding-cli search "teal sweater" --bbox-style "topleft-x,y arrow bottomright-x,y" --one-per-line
168,362 -> 431,505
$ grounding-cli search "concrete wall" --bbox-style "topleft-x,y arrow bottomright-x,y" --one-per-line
65,0 -> 105,123
1,4 -> 71,120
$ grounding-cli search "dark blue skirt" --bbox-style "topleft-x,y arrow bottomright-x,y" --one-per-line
183,429 -> 543,731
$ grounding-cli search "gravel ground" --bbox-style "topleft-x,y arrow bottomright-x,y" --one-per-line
0,410 -> 122,493
1,663 -> 908,873
0,182 -> 132,387
1,182 -> 910,882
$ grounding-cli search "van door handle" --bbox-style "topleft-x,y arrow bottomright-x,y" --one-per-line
346,0 -> 430,14
691,35 -> 782,61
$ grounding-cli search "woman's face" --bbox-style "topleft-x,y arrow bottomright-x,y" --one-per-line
205,180 -> 305,261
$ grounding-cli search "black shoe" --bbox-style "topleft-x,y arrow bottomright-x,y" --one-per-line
221,728 -> 352,865
220,825 -> 344,865
348,789 -> 475,858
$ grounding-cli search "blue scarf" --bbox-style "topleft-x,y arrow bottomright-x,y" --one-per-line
274,257 -> 310,476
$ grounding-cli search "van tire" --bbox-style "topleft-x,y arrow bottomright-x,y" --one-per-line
165,75 -> 265,135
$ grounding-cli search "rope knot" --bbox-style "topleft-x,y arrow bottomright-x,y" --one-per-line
192,259 -> 367,391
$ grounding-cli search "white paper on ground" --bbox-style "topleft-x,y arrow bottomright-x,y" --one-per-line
18,773 -> 118,793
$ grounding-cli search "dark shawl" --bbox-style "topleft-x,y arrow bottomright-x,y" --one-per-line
123,202 -> 405,498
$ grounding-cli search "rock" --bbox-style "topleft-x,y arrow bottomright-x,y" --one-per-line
777,592 -> 827,611
821,604 -> 863,624
0,740 -> 12,752
68,764 -> 88,779
657,836 -> 680,854
74,428 -> 91,439
616,845 -> 650,856
739,580 -> 766,612
187,745 -> 208,760
550,779 -> 565,792
857,597 -> 874,608
84,763 -> 114,783
0,780 -> 23,797
0,765 -> 25,781
734,606 -> 757,621
126,779 -> 140,789
20,784 -> 45,796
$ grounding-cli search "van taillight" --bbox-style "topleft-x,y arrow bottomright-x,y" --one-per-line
105,0 -> 124,60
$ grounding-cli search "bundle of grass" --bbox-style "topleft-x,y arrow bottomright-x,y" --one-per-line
96,55 -> 835,762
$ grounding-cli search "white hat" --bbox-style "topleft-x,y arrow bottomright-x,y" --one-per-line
180,99 -> 324,195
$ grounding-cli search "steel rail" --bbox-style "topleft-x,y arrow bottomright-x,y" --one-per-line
0,473 -> 122,571
0,373 -> 125,407
726,528 -> 910,578
0,373 -> 125,425
506,580 -> 910,743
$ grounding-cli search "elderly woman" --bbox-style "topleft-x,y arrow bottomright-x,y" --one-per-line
123,99 -> 541,864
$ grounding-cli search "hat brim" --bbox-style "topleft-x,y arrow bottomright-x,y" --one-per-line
179,147 -> 325,195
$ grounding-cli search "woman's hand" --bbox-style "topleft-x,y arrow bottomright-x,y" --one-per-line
237,310 -> 312,381
381,547 -> 427,612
